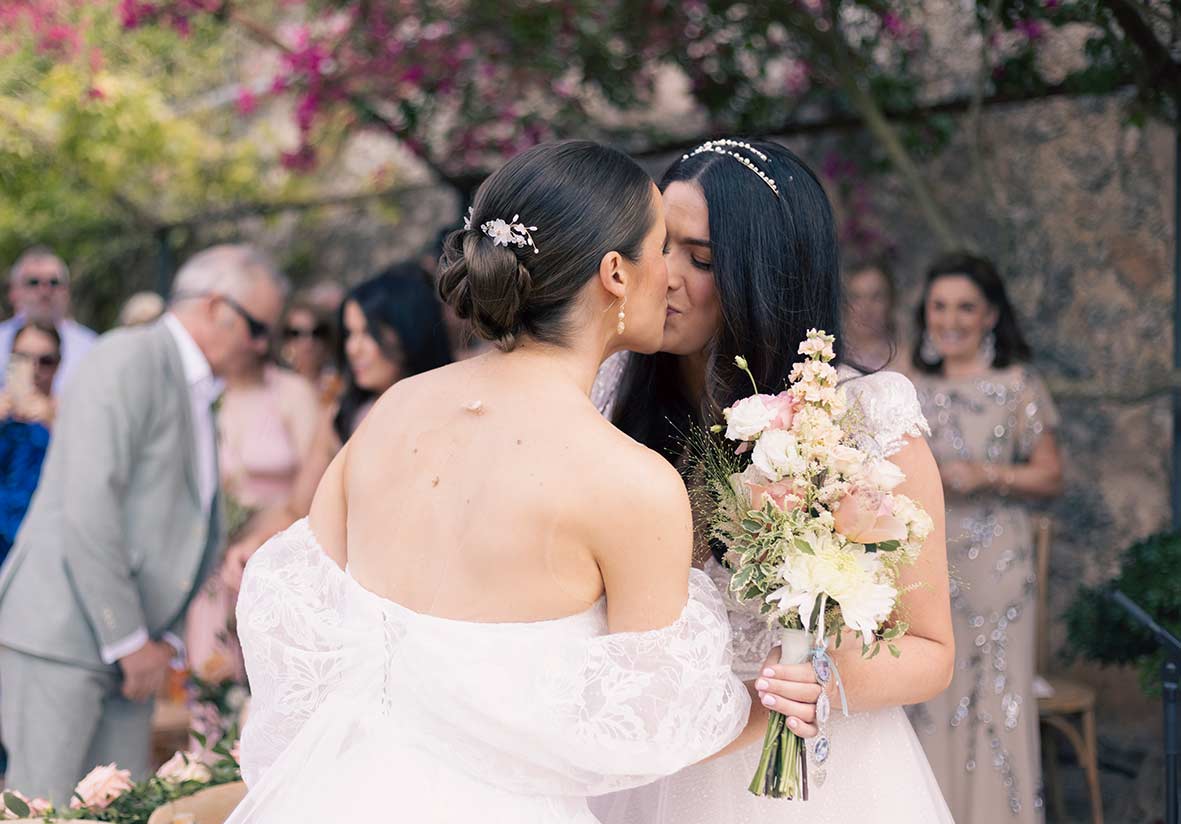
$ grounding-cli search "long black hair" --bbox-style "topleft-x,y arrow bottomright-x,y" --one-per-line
333,263 -> 453,441
910,252 -> 1031,374
611,139 -> 844,462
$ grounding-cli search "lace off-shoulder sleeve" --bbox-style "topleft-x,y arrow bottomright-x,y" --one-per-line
233,520 -> 750,805
841,369 -> 930,459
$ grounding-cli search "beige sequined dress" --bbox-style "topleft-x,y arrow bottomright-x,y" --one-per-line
908,365 -> 1059,824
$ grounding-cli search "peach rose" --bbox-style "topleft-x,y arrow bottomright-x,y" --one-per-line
70,763 -> 134,810
745,478 -> 805,512
833,486 -> 908,544
767,391 -> 798,431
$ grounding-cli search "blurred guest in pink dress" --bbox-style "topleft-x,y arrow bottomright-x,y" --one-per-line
184,342 -> 319,703
220,263 -> 453,590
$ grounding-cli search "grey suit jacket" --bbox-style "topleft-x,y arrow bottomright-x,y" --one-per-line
0,321 -> 223,670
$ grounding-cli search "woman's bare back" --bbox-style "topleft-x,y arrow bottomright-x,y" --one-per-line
313,354 -> 685,625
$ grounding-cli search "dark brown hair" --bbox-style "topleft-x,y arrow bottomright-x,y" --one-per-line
437,140 -> 656,351
911,252 -> 1032,374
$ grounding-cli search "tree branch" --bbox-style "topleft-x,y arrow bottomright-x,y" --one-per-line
1106,0 -> 1181,96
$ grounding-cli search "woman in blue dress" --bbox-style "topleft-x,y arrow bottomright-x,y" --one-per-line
0,320 -> 61,566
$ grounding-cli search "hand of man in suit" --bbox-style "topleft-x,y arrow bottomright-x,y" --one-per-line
118,640 -> 174,702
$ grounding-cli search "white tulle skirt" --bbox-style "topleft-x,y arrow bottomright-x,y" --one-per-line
226,695 -> 599,824
591,706 -> 953,824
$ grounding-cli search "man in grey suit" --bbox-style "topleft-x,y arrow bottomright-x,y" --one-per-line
0,244 -> 287,804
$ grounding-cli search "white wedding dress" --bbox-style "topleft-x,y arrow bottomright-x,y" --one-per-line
226,518 -> 751,823
591,360 -> 955,824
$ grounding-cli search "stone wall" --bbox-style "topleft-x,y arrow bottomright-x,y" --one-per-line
792,93 -> 1173,742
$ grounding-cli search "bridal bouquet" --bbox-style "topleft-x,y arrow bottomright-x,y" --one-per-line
702,330 -> 933,800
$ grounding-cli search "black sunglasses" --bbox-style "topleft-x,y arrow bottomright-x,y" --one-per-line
12,351 -> 61,369
217,295 -> 271,341
175,291 -> 272,341
283,324 -> 327,341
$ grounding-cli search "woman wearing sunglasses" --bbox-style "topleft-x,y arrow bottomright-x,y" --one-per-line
280,297 -> 341,405
0,321 -> 61,566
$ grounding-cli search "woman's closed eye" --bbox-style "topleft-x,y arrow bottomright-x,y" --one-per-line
691,256 -> 713,272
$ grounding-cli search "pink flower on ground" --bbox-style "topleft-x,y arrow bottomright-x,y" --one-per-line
157,750 -> 212,784
833,487 -> 908,544
70,763 -> 134,810
3,790 -> 53,817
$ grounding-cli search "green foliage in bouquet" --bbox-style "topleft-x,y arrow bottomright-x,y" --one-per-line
1064,532 -> 1181,694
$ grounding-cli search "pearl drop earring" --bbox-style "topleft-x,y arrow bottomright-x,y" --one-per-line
616,295 -> 627,335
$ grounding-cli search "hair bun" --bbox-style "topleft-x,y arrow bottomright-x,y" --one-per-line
438,229 -> 533,350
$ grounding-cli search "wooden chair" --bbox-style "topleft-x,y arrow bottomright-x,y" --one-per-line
1036,516 -> 1103,824
146,781 -> 246,824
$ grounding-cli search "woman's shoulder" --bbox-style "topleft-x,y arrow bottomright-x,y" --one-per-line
838,367 -> 930,458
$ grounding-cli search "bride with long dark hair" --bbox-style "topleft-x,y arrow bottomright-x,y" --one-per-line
593,138 -> 956,824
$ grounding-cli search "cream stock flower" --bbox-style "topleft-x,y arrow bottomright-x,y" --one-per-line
798,333 -> 835,361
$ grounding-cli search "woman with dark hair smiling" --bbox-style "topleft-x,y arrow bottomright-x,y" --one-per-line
907,252 -> 1062,824
593,139 -> 954,824
220,263 -> 453,588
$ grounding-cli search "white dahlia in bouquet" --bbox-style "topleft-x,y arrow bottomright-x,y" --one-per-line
701,330 -> 933,800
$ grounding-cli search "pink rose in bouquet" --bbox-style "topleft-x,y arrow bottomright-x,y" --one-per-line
745,477 -> 805,512
70,763 -> 133,810
833,486 -> 908,544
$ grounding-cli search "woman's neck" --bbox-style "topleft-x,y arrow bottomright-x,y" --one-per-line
487,336 -> 606,398
940,354 -> 990,379
225,360 -> 266,390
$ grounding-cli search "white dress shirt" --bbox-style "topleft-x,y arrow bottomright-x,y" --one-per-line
98,315 -> 221,665
0,315 -> 98,396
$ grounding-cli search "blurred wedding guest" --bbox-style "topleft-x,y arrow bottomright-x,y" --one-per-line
0,322 -> 60,565
0,244 -> 286,805
184,318 -> 321,685
118,291 -> 165,327
280,297 -> 340,404
907,252 -> 1063,824
221,262 -> 452,589
843,257 -> 901,371
305,279 -> 345,316
0,247 -> 96,395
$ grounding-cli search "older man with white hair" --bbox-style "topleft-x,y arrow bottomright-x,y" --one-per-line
0,244 -> 287,805
0,246 -> 97,395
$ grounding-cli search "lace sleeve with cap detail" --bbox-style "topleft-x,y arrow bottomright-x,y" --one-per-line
839,367 -> 930,459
